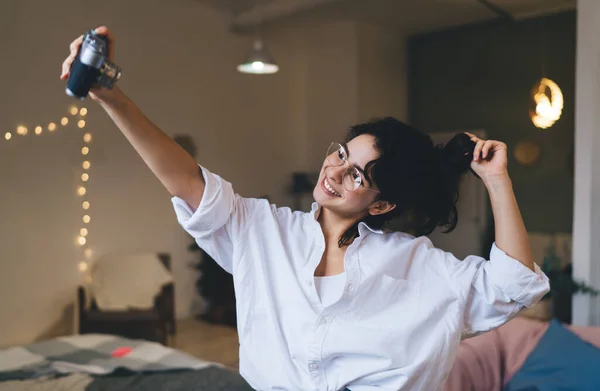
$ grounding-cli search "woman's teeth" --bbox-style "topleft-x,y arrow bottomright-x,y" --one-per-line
324,179 -> 341,197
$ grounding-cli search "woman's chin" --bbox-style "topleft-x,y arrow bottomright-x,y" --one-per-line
313,189 -> 340,206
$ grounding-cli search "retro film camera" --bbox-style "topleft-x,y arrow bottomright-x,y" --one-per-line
66,29 -> 121,99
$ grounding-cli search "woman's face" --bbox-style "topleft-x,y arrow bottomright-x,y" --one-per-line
313,134 -> 382,220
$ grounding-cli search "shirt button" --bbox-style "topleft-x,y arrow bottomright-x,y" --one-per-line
347,283 -> 354,291
306,280 -> 313,286
319,317 -> 328,325
309,362 -> 319,370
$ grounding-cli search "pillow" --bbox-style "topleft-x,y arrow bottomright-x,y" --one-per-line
504,319 -> 600,391
91,252 -> 173,311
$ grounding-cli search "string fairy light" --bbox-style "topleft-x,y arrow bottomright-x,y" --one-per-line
2,106 -> 93,279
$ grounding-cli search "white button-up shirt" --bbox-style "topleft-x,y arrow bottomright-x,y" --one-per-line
172,166 -> 550,391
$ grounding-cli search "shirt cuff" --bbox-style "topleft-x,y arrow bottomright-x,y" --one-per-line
489,243 -> 550,307
171,165 -> 234,234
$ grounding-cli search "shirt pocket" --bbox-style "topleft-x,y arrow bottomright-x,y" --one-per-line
351,274 -> 421,329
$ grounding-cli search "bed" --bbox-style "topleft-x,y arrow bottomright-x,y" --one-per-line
445,316 -> 600,391
0,333 -> 253,390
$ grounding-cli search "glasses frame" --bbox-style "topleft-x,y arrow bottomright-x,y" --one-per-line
325,142 -> 379,193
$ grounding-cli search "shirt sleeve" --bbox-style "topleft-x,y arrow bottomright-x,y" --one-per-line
171,165 -> 257,274
439,242 -> 550,334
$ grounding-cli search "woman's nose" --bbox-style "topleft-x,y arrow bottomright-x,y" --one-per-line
327,164 -> 346,184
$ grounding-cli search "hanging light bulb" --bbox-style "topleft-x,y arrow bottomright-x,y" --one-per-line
530,78 -> 563,130
237,39 -> 279,75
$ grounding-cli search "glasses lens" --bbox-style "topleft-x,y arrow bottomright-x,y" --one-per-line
343,167 -> 362,191
326,143 -> 345,166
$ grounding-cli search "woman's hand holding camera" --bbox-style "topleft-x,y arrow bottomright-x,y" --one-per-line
60,26 -> 119,103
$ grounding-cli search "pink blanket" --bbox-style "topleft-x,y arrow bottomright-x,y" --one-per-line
444,317 -> 600,391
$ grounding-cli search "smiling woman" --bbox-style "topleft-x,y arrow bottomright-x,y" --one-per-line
2,106 -> 94,277
63,26 -> 550,391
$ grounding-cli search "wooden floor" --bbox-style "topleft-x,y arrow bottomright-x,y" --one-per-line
173,318 -> 240,369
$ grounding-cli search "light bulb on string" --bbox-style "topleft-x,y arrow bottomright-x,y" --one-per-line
6,106 -> 96,274
84,248 -> 93,259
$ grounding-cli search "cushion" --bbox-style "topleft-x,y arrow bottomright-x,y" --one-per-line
90,253 -> 173,311
504,319 -> 600,391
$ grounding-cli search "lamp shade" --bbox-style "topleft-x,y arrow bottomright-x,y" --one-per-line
237,39 -> 279,75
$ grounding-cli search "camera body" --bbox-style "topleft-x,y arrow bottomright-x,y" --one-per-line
66,30 -> 121,100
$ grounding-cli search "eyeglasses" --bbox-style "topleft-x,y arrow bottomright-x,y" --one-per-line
325,142 -> 378,192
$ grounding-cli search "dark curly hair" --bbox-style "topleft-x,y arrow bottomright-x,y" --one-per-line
338,117 -> 476,247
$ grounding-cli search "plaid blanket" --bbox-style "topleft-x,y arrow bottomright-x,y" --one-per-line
0,334 -> 214,380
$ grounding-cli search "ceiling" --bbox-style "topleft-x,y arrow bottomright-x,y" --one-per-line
195,0 -> 576,33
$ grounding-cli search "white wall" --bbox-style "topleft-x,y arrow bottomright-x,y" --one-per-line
356,23 -> 408,123
573,0 -> 600,326
0,0 -> 305,347
0,0 -> 409,346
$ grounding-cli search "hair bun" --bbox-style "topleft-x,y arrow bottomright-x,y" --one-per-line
437,133 -> 475,178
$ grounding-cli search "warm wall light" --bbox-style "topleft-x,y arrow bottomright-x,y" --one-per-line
80,108 -> 88,116
78,120 -> 86,128
35,126 -> 42,135
61,117 -> 69,126
48,122 -> 56,131
83,215 -> 91,223
530,78 -> 563,129
82,161 -> 90,170
83,133 -> 92,143
82,201 -> 90,210
4,132 -> 11,140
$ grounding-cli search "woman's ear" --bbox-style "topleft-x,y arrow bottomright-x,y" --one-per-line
368,201 -> 396,216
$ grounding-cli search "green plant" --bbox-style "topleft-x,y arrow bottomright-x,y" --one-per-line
541,243 -> 600,299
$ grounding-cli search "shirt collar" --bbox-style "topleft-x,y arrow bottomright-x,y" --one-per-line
310,202 -> 384,236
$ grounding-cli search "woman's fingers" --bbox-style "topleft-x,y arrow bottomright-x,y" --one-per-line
481,140 -> 493,159
473,140 -> 485,161
60,35 -> 83,79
